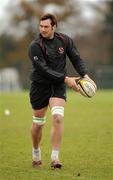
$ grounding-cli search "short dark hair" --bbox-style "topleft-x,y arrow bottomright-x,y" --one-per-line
40,13 -> 57,27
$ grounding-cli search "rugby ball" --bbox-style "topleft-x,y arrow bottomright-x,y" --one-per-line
77,78 -> 97,98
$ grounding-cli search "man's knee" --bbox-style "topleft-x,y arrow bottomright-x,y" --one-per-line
52,114 -> 63,124
33,116 -> 46,125
51,106 -> 64,124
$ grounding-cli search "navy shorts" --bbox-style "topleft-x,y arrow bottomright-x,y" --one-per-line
29,81 -> 66,110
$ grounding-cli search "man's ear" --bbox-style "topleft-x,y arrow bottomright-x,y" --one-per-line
52,25 -> 56,30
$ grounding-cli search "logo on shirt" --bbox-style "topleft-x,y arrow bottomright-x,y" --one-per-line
34,56 -> 38,60
58,47 -> 64,54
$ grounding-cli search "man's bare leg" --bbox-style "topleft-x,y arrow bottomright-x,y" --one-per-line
31,107 -> 47,167
49,98 -> 65,168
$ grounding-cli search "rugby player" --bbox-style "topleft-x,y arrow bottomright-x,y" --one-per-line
28,13 -> 91,169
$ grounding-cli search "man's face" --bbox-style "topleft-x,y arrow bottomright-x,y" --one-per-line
39,19 -> 55,39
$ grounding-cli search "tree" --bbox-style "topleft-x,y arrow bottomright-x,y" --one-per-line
103,1 -> 113,64
12,0 -> 81,39
0,0 -> 112,88
0,34 -> 17,68
0,0 -> 82,88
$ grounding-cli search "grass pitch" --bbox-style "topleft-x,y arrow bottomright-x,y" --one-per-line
0,90 -> 113,180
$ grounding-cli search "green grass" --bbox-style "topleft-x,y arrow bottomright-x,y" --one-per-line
0,90 -> 113,180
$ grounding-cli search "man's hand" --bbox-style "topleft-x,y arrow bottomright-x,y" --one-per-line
83,74 -> 97,90
64,76 -> 80,92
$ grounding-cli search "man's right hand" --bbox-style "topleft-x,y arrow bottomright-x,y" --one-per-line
64,76 -> 80,92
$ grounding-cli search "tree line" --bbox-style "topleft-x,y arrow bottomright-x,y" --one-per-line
0,0 -> 113,88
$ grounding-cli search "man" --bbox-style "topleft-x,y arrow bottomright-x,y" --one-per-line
28,13 -> 91,169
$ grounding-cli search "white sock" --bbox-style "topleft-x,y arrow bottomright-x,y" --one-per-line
32,147 -> 41,161
51,150 -> 59,161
